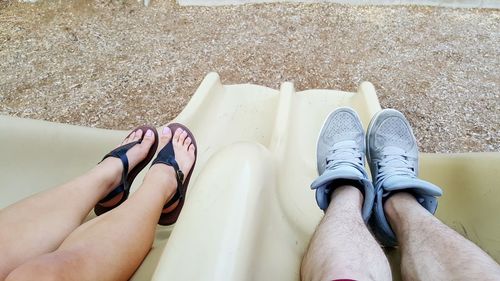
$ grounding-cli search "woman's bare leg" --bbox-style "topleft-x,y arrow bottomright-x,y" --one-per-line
0,129 -> 155,280
6,127 -> 196,281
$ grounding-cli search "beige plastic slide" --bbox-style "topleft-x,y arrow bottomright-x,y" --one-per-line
1,72 -> 499,280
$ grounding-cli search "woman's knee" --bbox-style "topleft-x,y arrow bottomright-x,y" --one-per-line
5,253 -> 78,281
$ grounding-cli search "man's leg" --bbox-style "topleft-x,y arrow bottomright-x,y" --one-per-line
5,127 -> 196,281
386,192 -> 500,280
304,107 -> 391,281
301,185 -> 391,281
0,129 -> 155,280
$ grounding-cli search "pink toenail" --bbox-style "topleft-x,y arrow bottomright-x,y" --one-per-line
162,127 -> 170,135
146,129 -> 153,137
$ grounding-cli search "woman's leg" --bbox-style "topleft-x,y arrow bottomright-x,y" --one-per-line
6,127 -> 196,281
0,129 -> 156,280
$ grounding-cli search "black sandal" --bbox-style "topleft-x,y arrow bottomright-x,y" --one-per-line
151,123 -> 197,225
94,125 -> 159,216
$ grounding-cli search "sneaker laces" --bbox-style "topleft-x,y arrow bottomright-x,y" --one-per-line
325,140 -> 364,172
376,146 -> 416,187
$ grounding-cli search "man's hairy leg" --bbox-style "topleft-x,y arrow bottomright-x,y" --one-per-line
386,192 -> 500,281
301,186 -> 391,281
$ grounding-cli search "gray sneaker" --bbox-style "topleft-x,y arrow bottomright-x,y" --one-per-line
366,109 -> 443,247
311,107 -> 375,222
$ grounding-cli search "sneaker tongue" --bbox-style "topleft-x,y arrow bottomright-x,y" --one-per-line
381,176 -> 443,197
311,165 -> 375,222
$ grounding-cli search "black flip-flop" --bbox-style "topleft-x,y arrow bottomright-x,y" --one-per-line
152,123 -> 197,225
94,125 -> 159,216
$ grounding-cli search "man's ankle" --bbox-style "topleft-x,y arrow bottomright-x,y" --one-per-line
329,185 -> 363,209
384,192 -> 429,233
384,192 -> 418,214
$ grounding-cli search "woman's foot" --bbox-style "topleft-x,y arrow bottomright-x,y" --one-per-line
96,128 -> 156,207
146,126 -> 196,213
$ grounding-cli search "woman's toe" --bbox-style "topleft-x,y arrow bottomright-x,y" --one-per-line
184,137 -> 192,147
178,130 -> 188,144
173,128 -> 182,142
133,129 -> 143,142
121,130 -> 135,146
158,126 -> 172,150
141,129 -> 155,147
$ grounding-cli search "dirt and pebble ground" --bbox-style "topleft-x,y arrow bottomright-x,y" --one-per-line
0,0 -> 498,152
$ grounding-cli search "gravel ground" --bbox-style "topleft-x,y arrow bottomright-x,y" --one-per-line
0,0 -> 498,153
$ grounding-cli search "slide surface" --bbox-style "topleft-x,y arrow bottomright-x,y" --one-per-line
1,72 -> 499,280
